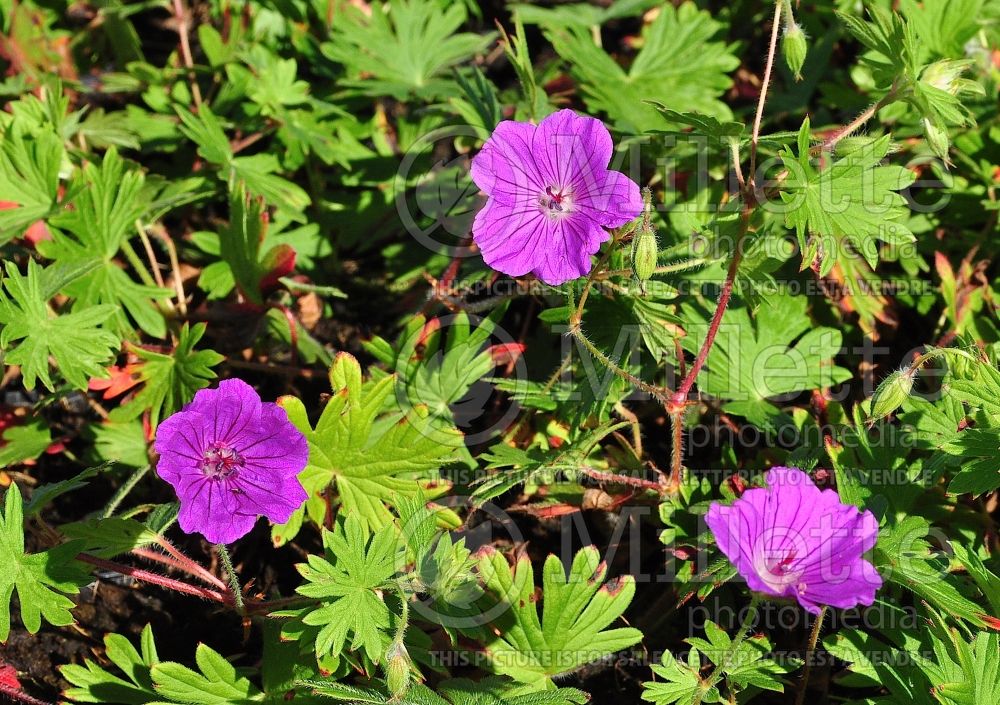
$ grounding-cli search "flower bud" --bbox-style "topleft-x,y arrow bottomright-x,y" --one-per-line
385,641 -> 411,698
631,228 -> 658,284
868,369 -> 915,422
921,59 -> 970,95
922,117 -> 951,161
782,22 -> 808,81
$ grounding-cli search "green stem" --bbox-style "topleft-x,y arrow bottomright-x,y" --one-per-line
816,80 -> 902,153
748,0 -> 783,183
121,239 -> 159,288
906,347 -> 979,375
216,544 -> 245,616
695,595 -> 762,705
596,257 -> 709,280
391,582 -> 410,645
794,606 -> 827,705
568,325 -> 667,401
102,464 -> 150,519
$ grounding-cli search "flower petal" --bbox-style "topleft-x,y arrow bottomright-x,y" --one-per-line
706,466 -> 884,613
577,169 -> 643,229
706,489 -> 783,597
532,109 -> 613,187
531,214 -> 609,285
232,467 -> 308,524
232,403 -> 309,481
183,379 -> 264,447
473,198 -> 549,278
176,476 -> 258,544
795,558 -> 882,614
154,378 -> 309,544
471,120 -> 544,204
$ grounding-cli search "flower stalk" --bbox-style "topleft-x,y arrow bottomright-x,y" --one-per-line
216,544 -> 246,616
795,606 -> 828,705
749,0 -> 784,182
77,552 -> 229,604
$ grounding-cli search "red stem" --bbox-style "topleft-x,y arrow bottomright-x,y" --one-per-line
669,234 -> 746,408
0,683 -> 56,705
79,553 -> 305,615
579,467 -> 666,493
667,206 -> 751,489
669,1 -> 784,415
78,553 -> 230,604
154,537 -> 227,589
132,546 -> 227,590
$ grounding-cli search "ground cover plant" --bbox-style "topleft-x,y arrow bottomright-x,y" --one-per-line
0,0 -> 999,703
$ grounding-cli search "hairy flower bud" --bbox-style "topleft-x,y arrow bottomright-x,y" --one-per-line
385,642 -> 411,698
869,369 -> 915,422
922,117 -> 951,161
631,228 -> 658,284
782,22 -> 808,81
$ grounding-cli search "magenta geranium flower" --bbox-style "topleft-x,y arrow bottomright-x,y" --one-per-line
705,466 -> 882,614
154,378 -> 308,544
470,109 -> 642,286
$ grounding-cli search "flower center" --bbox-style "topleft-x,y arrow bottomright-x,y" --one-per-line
754,547 -> 803,592
201,442 -> 245,479
539,185 -> 573,216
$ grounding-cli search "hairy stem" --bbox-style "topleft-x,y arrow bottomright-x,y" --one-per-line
101,464 -> 150,518
667,205 -> 752,489
0,683 -> 57,705
670,219 -> 747,405
595,257 -> 709,280
216,544 -> 246,615
667,4 -> 782,485
668,409 -> 684,491
613,400 -> 643,458
154,537 -> 227,589
749,0 -> 783,183
568,325 -> 667,401
817,81 -> 901,153
579,466 -> 665,493
130,547 -> 215,582
795,607 -> 828,705
78,553 -> 229,604
391,582 -> 410,645
570,243 -> 617,326
730,140 -> 746,192
905,346 -> 979,376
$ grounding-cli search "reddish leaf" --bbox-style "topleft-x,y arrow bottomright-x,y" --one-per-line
0,201 -> 50,245
980,613 -> 1000,631
259,244 -> 297,294
88,363 -> 143,400
23,220 -> 51,244
417,317 -> 441,347
487,342 -> 525,366
0,661 -> 21,690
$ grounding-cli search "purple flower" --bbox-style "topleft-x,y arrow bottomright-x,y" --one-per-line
154,379 -> 308,544
470,109 -> 642,286
705,466 -> 882,614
